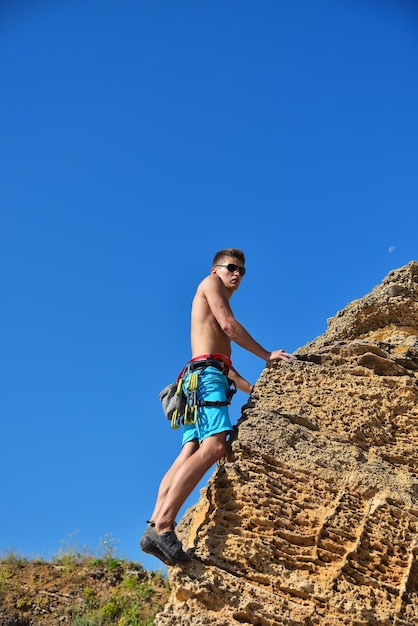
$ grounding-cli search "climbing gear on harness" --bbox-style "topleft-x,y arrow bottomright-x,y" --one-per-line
158,355 -> 236,430
183,371 -> 199,426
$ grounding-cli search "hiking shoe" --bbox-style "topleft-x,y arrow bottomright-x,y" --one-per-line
140,525 -> 191,566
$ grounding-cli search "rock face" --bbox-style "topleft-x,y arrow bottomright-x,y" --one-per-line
157,261 -> 418,626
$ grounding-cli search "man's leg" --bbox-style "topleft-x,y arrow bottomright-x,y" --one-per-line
140,433 -> 228,565
153,432 -> 227,533
149,439 -> 199,525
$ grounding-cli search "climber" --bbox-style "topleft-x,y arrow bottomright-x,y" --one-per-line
140,248 -> 294,565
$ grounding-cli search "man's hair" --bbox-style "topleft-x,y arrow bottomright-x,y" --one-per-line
212,248 -> 245,267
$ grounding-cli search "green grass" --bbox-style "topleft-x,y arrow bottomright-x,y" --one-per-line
0,534 -> 169,626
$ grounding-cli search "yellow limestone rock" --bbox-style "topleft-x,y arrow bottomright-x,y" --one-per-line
156,261 -> 418,626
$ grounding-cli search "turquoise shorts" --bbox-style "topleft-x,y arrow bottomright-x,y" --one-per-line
182,366 -> 233,446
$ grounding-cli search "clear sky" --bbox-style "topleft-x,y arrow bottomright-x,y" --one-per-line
1,0 -> 417,573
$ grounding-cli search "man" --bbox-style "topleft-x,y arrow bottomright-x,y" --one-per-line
140,248 -> 293,565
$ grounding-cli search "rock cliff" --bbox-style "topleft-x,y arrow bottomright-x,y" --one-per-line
156,261 -> 418,626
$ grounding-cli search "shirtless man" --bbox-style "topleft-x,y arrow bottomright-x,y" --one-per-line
140,248 -> 293,565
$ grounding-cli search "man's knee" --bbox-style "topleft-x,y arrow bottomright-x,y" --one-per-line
203,436 -> 227,463
212,441 -> 226,463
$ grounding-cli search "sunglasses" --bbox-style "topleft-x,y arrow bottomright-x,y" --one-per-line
214,263 -> 246,276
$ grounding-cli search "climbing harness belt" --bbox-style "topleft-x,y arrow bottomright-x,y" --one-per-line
170,355 -> 236,430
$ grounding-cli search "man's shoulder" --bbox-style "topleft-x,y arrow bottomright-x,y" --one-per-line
193,275 -> 224,306
198,274 -> 222,290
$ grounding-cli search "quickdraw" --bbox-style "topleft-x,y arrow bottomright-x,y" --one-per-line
170,378 -> 186,430
183,371 -> 199,426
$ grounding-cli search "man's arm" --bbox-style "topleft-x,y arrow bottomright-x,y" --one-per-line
228,365 -> 252,394
204,275 -> 293,362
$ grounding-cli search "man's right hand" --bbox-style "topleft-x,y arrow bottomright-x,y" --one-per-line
268,349 -> 294,362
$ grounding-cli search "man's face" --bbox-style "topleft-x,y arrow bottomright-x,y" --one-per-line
212,257 -> 246,291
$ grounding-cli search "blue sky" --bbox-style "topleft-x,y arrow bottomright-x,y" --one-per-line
1,0 -> 417,572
